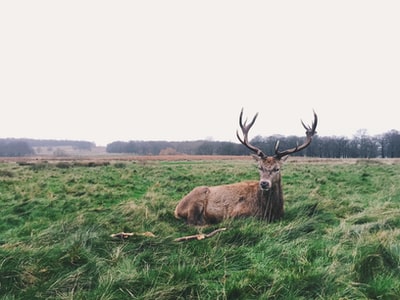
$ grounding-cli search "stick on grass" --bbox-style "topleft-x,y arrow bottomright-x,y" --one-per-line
174,228 -> 227,242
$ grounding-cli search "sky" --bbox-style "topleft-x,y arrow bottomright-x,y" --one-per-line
1,1 -> 399,146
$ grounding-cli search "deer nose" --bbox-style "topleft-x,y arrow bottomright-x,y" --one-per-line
260,180 -> 270,190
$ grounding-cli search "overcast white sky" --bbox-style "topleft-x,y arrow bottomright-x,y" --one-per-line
1,1 -> 399,146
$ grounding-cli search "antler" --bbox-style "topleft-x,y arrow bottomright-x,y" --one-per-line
236,108 -> 266,158
274,110 -> 318,159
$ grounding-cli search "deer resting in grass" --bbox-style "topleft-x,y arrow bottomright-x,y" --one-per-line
174,109 -> 318,225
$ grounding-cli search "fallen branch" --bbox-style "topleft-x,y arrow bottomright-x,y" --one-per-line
174,228 -> 227,242
110,228 -> 227,242
110,232 -> 156,239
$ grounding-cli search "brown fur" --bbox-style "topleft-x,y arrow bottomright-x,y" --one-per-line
174,156 -> 284,225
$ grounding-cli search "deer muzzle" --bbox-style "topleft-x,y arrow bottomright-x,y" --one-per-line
260,180 -> 271,191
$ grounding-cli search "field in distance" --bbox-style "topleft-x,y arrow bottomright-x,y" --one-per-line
1,157 -> 400,299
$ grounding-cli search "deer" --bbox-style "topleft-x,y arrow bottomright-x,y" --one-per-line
174,109 -> 318,225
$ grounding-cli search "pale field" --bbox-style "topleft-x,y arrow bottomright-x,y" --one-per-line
1,154 -> 400,166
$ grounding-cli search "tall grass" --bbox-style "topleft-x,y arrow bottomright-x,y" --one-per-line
1,158 -> 400,299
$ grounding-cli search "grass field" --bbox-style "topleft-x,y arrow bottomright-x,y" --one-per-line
1,157 -> 400,299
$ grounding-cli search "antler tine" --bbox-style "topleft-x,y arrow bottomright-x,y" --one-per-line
274,140 -> 280,153
237,108 -> 265,158
275,111 -> 318,159
301,110 -> 318,136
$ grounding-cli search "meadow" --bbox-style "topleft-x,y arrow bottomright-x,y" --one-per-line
1,157 -> 400,299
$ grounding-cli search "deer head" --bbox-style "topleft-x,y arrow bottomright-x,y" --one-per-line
237,108 -> 318,191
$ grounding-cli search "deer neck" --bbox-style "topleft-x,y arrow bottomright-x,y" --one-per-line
259,182 -> 282,200
258,181 -> 284,221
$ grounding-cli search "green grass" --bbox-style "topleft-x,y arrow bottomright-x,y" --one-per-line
1,158 -> 400,299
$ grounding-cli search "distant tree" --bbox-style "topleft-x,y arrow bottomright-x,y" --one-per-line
0,141 -> 34,157
353,129 -> 378,158
106,141 -> 126,153
383,130 -> 400,158
53,148 -> 68,157
196,141 -> 215,155
72,141 -> 93,150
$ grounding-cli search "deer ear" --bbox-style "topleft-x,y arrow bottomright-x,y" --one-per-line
251,154 -> 262,162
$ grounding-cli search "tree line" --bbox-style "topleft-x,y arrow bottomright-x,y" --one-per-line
1,130 -> 399,158
0,139 -> 95,157
106,129 -> 400,158
106,140 -> 246,156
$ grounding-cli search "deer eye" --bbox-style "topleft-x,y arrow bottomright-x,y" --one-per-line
274,167 -> 280,172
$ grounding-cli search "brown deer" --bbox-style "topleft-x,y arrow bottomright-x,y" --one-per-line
174,109 -> 318,225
